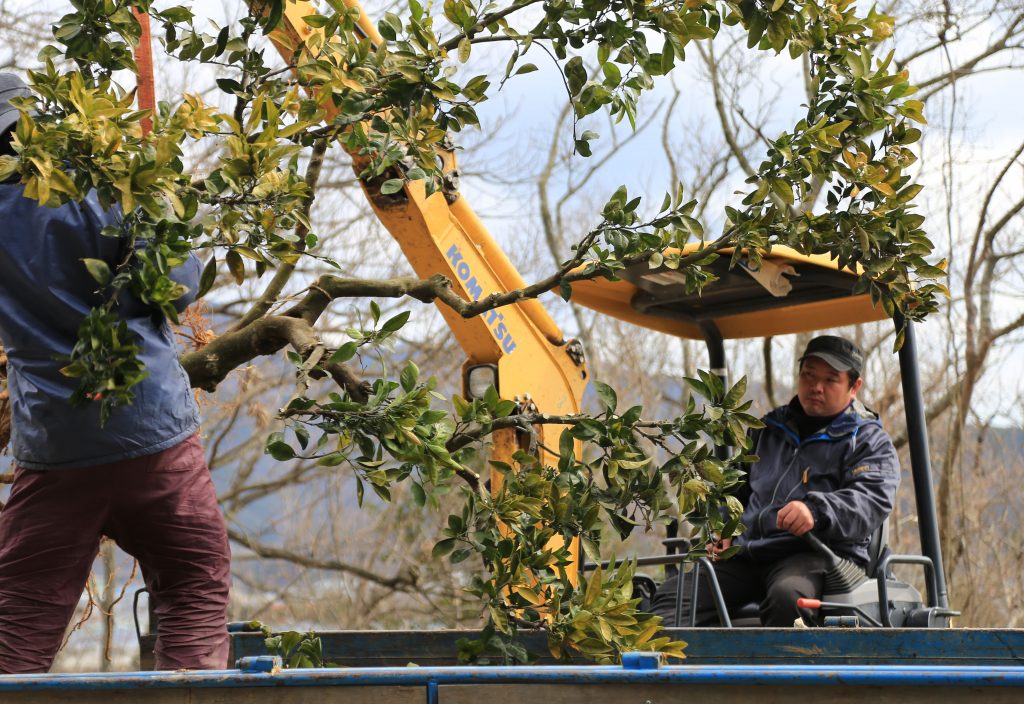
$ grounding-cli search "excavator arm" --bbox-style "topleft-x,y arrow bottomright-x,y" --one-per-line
261,1 -> 590,579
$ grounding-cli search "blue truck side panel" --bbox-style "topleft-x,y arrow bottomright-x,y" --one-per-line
2,663 -> 1024,693
5,629 -> 1024,701
227,628 -> 1024,667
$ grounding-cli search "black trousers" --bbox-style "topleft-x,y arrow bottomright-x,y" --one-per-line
650,551 -> 830,627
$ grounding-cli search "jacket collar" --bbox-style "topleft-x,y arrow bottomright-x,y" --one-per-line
767,397 -> 879,441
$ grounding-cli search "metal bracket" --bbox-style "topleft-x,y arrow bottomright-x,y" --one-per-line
621,651 -> 663,670
236,655 -> 282,673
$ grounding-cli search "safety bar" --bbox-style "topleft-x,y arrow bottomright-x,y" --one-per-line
582,554 -> 692,572
582,553 -> 732,627
683,557 -> 733,627
876,553 -> 938,627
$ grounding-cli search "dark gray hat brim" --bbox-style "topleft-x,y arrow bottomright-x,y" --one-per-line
800,351 -> 855,372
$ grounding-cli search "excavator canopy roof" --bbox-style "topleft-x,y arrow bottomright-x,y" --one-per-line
568,245 -> 888,340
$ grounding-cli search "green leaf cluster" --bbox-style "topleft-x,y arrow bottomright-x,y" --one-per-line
253,622 -> 337,668
7,0 -> 946,665
57,307 -> 148,426
271,308 -> 758,662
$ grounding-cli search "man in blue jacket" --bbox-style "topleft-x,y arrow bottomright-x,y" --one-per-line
0,74 -> 230,673
652,334 -> 900,626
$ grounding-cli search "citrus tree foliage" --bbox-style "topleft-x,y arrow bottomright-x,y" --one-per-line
0,0 -> 941,662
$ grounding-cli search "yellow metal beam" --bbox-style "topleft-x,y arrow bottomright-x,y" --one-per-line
262,0 -> 588,582
569,245 -> 888,339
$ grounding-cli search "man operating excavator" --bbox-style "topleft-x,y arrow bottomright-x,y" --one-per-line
652,335 -> 900,627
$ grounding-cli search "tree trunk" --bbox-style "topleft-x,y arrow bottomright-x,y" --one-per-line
99,540 -> 117,672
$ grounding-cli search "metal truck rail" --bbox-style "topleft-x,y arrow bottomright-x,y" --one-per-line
3,651 -> 1024,704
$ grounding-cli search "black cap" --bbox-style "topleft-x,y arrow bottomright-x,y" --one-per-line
799,335 -> 863,375
0,73 -> 30,137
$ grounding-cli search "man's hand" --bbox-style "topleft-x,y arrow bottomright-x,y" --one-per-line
706,536 -> 732,559
777,501 -> 815,536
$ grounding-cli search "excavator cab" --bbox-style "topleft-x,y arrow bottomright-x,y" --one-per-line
571,245 -> 956,628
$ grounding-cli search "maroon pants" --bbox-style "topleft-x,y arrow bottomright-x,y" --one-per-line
0,434 -> 230,673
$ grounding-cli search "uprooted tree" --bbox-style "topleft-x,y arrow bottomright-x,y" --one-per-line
0,0 -> 944,662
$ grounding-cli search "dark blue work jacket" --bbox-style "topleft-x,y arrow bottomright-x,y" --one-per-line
0,184 -> 200,469
734,398 -> 900,565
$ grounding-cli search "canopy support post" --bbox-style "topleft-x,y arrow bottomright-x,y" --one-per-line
700,322 -> 730,462
895,315 -> 950,609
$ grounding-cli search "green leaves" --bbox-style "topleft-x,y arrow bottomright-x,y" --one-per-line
400,362 -> 420,392
380,178 -> 405,195
225,250 -> 246,285
897,100 -> 927,124
15,0 -> 942,669
433,537 -> 457,558
594,381 -> 617,413
259,625 -> 335,668
564,57 -> 587,96
329,342 -> 358,364
58,308 -> 149,427
196,256 -> 218,299
266,432 -> 297,461
260,1 -> 285,35
267,319 -> 757,662
381,310 -> 411,335
81,258 -> 112,287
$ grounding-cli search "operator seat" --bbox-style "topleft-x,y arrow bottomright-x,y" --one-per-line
864,519 -> 891,580
659,520 -> 890,627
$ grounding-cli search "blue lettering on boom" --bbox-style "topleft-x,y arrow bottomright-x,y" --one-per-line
445,244 -> 517,353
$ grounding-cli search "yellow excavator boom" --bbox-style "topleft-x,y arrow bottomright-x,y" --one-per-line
263,0 -> 590,581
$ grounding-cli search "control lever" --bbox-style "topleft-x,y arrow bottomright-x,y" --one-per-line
796,597 -> 882,627
802,532 -> 868,593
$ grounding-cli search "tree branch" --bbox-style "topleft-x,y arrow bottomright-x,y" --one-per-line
219,459 -> 326,508
181,315 -> 366,401
227,527 -> 418,590
181,226 -> 729,395
231,138 -> 329,332
439,0 -> 542,51
965,139 -> 1024,285
281,225 -> 736,330
912,13 -> 1024,97
698,42 -> 757,179
284,274 -> 454,325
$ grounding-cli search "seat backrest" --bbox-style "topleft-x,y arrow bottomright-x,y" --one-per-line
864,518 -> 891,579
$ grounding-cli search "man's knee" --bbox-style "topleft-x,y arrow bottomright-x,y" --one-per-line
0,591 -> 86,673
761,569 -> 821,626
765,574 -> 813,607
151,569 -> 230,670
155,627 -> 229,670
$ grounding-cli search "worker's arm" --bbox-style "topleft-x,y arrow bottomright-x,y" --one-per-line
799,422 -> 900,543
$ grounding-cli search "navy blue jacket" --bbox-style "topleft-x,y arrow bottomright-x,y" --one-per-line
0,184 -> 200,469
734,398 -> 900,565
